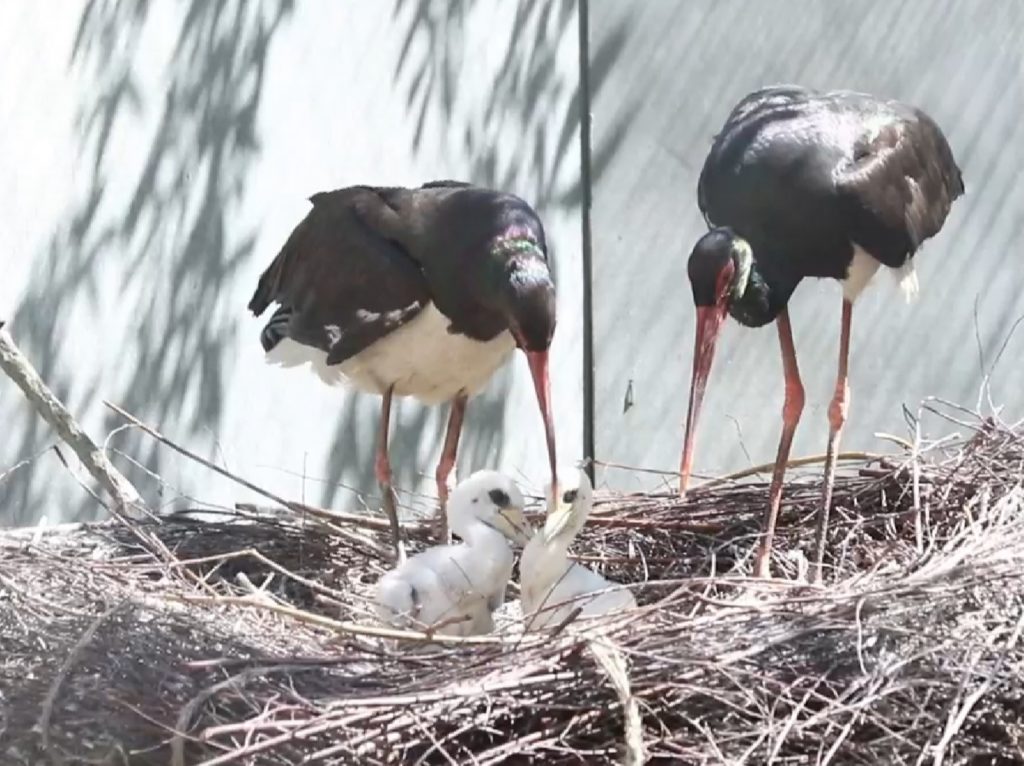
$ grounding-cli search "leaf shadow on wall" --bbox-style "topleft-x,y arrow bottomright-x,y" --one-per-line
315,0 -> 635,517
1,0 -> 294,524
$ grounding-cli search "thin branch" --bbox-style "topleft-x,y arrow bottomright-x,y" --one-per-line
35,601 -> 125,765
932,611 -> 1024,764
696,451 -> 886,490
102,400 -> 391,559
0,325 -> 143,512
170,593 -> 512,646
587,636 -> 645,766
170,664 -> 311,766
234,501 -> 433,537
593,451 -> 885,488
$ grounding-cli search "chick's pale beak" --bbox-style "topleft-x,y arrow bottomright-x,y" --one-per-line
495,506 -> 532,545
541,501 -> 573,545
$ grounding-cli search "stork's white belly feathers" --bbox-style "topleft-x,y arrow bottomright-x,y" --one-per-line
842,244 -> 919,304
265,303 -> 516,404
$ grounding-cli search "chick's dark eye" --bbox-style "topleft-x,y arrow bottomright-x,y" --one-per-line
562,489 -> 578,503
488,488 -> 511,507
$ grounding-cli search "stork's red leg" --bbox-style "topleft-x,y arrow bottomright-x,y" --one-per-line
434,392 -> 468,543
753,309 -> 805,578
375,385 -> 404,562
811,299 -> 853,584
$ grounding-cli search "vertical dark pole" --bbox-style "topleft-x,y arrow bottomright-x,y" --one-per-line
578,0 -> 596,485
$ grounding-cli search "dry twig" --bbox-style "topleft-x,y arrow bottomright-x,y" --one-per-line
0,324 -> 142,512
34,601 -> 125,765
2,400 -> 1023,764
103,400 -> 392,559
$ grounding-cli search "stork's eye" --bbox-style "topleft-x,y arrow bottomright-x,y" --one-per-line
488,488 -> 511,507
562,489 -> 578,503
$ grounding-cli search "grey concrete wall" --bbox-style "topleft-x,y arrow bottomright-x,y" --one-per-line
6,1 -> 1019,523
0,0 -> 598,526
589,0 -> 1023,493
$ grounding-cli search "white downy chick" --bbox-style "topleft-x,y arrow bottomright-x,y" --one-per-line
374,470 -> 530,637
520,467 -> 636,631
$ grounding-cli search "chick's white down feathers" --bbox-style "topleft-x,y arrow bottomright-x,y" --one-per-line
519,469 -> 636,630
373,470 -> 530,637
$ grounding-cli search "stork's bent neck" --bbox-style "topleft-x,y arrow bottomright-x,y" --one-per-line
727,254 -> 800,328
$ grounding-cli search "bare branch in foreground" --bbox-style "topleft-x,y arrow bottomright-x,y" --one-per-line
0,323 -> 143,512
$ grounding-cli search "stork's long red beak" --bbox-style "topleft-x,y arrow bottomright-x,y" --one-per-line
526,349 -> 558,506
680,304 -> 727,498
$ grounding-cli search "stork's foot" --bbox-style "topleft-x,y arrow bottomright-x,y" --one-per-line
432,471 -> 455,545
380,483 -> 406,565
808,565 -> 825,586
374,385 -> 404,564
809,300 -> 852,589
433,392 -> 466,546
432,502 -> 451,545
752,546 -> 772,579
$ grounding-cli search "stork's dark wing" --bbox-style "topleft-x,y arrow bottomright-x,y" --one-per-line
420,180 -> 473,190
247,187 -> 431,365
836,110 -> 964,267
340,180 -> 480,262
697,85 -> 816,227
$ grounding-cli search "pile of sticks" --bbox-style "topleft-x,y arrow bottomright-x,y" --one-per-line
3,323 -> 1024,765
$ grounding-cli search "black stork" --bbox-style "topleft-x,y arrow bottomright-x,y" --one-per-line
247,180 -> 558,555
679,85 -> 964,583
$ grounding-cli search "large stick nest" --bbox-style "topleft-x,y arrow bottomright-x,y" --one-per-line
2,407 -> 1024,765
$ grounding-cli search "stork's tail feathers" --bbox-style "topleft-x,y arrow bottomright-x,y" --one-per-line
247,264 -> 277,317
259,306 -> 293,353
893,261 -> 920,304
248,238 -> 294,317
249,252 -> 289,352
